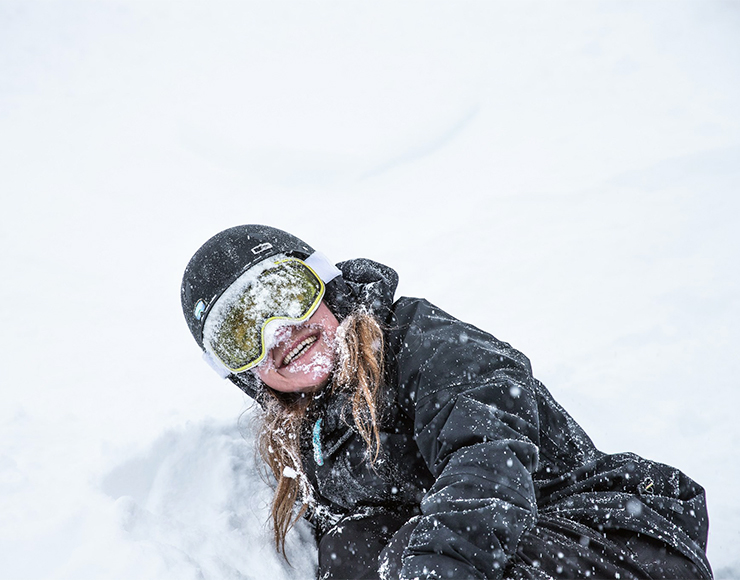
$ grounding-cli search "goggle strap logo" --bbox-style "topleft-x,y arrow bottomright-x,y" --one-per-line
194,299 -> 207,320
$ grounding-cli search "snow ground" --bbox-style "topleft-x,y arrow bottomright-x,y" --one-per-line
1,1 -> 739,578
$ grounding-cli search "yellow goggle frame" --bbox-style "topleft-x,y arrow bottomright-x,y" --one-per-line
203,257 -> 325,373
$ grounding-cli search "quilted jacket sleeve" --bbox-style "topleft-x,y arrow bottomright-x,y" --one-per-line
388,298 -> 541,580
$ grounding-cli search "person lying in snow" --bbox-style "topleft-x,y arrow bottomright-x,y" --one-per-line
181,224 -> 712,580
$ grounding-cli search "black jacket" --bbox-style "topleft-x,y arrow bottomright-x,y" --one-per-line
274,260 -> 711,579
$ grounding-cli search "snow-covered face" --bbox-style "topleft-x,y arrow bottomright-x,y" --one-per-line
254,301 -> 339,393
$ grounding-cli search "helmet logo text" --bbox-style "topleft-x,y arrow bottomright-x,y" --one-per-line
251,242 -> 273,255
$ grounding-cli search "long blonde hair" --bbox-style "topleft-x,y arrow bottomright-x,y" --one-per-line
255,308 -> 385,556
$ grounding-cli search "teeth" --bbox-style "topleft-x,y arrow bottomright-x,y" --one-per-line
283,336 -> 318,366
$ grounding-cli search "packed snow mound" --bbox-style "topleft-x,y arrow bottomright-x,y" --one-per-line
56,419 -> 317,580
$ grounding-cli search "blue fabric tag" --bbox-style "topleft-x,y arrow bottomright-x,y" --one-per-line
312,418 -> 324,466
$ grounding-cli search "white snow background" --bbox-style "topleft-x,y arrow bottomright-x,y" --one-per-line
1,1 -> 739,578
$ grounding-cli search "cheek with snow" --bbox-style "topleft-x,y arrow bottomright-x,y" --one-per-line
288,343 -> 335,378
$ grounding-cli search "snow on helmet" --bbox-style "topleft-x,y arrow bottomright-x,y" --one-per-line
181,224 -> 316,351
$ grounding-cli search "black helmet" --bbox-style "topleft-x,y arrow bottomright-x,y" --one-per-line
181,224 -> 315,351
181,225 -> 399,401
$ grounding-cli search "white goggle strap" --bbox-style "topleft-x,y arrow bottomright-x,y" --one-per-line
304,251 -> 342,284
203,350 -> 232,379
201,251 -> 341,379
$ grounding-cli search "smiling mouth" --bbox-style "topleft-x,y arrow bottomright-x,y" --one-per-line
282,335 -> 319,367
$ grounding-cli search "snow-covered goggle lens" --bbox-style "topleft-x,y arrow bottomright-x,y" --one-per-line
203,258 -> 324,372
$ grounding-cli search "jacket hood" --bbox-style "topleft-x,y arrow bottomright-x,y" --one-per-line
228,257 -> 399,401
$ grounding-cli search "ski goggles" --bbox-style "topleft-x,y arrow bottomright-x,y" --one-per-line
203,255 -> 328,373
